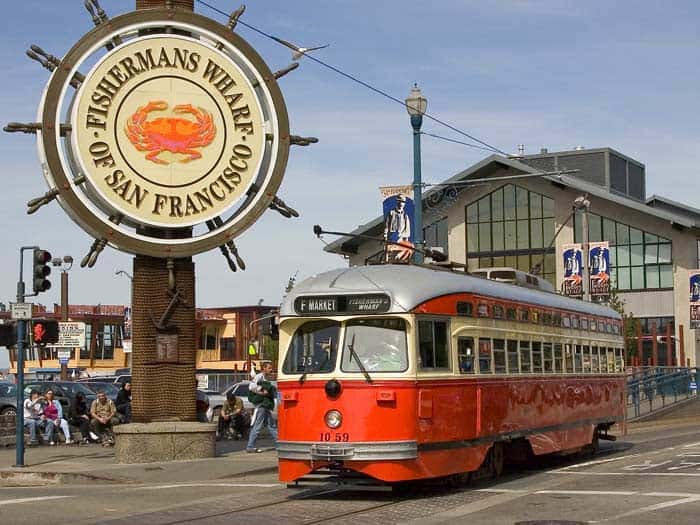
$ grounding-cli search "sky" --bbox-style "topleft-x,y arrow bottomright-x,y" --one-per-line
2,1 -> 700,367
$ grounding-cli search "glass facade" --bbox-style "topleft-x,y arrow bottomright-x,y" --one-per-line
574,213 -> 672,290
466,184 -> 556,285
423,217 -> 448,257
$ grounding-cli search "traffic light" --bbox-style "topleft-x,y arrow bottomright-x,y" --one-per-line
32,319 -> 59,345
0,323 -> 16,347
32,249 -> 52,293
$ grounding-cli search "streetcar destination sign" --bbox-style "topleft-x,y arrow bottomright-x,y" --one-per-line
294,294 -> 391,315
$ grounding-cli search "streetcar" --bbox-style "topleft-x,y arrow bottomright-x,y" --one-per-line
276,264 -> 625,483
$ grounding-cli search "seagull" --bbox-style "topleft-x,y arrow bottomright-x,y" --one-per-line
271,36 -> 329,61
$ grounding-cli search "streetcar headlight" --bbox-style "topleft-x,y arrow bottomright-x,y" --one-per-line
325,410 -> 342,429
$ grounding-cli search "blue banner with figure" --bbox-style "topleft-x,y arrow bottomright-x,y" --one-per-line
562,243 -> 583,296
589,241 -> 611,297
380,185 -> 415,262
690,271 -> 700,329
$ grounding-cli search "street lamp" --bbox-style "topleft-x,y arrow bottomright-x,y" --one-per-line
573,195 -> 591,301
51,255 -> 73,380
405,83 -> 427,263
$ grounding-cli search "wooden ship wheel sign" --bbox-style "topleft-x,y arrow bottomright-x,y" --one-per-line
4,3 -> 320,273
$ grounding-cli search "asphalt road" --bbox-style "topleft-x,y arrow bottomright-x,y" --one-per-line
1,415 -> 699,524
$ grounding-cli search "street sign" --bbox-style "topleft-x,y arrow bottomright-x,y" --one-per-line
58,357 -> 69,365
10,303 -> 32,320
122,340 -> 132,354
57,350 -> 71,359
47,322 -> 86,349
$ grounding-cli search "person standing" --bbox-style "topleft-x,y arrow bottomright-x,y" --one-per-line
90,390 -> 119,445
246,362 -> 278,453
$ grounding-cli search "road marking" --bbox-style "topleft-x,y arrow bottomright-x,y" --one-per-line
682,441 -> 700,448
476,489 -> 526,494
551,471 -> 700,477
0,496 -> 74,507
550,453 -> 643,471
535,490 -> 637,496
132,483 -> 281,491
602,494 -> 700,521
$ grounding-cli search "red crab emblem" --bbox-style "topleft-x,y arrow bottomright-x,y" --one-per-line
124,100 -> 216,165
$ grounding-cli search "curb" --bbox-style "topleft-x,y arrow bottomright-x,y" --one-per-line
0,469 -> 130,487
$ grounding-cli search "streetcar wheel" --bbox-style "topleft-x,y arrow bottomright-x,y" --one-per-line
490,442 -> 504,479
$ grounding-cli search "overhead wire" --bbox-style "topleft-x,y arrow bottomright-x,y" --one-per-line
195,0 -> 510,156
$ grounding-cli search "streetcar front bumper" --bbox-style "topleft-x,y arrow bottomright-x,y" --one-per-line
277,440 -> 418,461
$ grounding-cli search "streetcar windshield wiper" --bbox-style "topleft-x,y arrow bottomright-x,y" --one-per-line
299,371 -> 307,384
347,333 -> 372,383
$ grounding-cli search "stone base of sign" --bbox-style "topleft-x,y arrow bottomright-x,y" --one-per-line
114,422 -> 216,463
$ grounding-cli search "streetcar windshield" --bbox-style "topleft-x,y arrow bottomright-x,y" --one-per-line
341,318 -> 408,373
282,320 -> 340,374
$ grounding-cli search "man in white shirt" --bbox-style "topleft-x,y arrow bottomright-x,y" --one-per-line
23,389 -> 45,445
245,362 -> 278,453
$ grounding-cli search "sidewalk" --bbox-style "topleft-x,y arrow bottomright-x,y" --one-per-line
0,437 -> 279,487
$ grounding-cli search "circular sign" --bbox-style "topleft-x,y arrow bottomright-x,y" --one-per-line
37,8 -> 291,258
72,35 -> 265,228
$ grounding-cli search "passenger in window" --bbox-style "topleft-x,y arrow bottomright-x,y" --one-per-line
459,344 -> 474,373
312,337 -> 333,371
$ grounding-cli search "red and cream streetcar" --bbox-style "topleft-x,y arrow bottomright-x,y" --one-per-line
276,264 -> 625,483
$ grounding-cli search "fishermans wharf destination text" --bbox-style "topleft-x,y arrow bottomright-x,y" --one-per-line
79,43 -> 261,220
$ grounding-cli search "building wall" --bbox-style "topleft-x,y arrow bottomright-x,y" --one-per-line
347,167 -> 699,366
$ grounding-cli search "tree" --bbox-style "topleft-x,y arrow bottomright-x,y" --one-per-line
606,288 -> 639,365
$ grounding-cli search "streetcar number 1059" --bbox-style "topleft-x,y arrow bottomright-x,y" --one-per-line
319,432 -> 350,442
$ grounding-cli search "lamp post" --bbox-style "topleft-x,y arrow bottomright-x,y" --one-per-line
405,84 -> 428,263
115,269 -> 133,369
573,195 -> 591,302
52,255 -> 73,380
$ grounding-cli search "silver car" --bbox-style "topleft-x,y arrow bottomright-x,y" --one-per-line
221,380 -> 278,418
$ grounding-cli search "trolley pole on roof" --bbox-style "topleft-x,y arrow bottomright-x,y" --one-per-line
574,195 -> 591,302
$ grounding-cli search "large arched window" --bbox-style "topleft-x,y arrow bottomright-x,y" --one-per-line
466,184 -> 556,285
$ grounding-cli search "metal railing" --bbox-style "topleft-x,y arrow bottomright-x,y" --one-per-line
626,366 -> 698,419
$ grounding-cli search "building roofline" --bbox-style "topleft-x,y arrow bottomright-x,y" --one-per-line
646,194 -> 700,219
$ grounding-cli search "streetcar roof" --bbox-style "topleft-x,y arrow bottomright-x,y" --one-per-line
280,265 -> 621,319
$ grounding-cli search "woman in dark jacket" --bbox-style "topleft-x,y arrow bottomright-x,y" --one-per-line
116,382 -> 132,423
70,392 -> 91,444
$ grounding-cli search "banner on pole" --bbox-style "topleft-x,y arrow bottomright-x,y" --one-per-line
690,270 -> 700,329
589,241 -> 611,298
562,243 -> 583,297
380,185 -> 415,263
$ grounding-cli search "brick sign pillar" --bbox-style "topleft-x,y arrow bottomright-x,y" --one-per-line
131,256 -> 196,422
130,0 -> 197,424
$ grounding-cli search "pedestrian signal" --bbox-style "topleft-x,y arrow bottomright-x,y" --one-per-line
0,323 -> 17,347
32,319 -> 59,345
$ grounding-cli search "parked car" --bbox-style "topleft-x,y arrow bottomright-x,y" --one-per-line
221,380 -> 278,418
197,389 -> 226,423
0,382 -> 18,416
82,382 -> 121,403
22,381 -> 97,415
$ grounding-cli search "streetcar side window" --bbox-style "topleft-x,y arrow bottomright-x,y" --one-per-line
519,340 -> 531,373
582,345 -> 592,373
493,339 -> 507,374
507,340 -> 519,374
282,320 -> 340,374
478,338 -> 493,374
457,337 -> 475,374
543,342 -> 553,373
553,343 -> 563,373
531,341 -> 543,373
565,344 -> 573,373
591,346 -> 600,373
574,345 -> 583,373
599,347 -> 608,373
615,348 -> 624,372
341,318 -> 408,373
418,320 -> 450,370
607,348 -> 615,373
